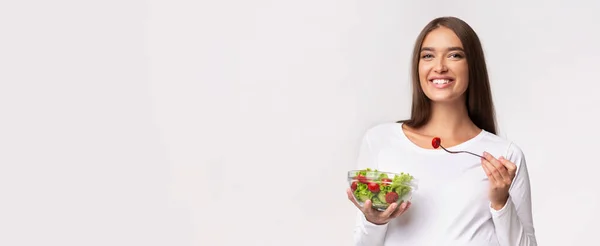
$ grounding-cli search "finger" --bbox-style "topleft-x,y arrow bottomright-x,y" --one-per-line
362,199 -> 377,217
486,162 -> 504,185
346,188 -> 362,209
483,152 -> 509,180
499,156 -> 517,178
481,159 -> 498,183
379,202 -> 399,218
390,201 -> 410,218
482,154 -> 507,183
496,157 -> 514,184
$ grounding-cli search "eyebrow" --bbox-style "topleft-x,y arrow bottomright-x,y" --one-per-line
421,47 -> 464,52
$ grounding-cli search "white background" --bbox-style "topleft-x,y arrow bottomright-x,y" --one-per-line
1,0 -> 598,245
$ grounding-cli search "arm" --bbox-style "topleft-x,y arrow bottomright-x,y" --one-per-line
490,142 -> 537,246
353,211 -> 389,246
352,133 -> 389,246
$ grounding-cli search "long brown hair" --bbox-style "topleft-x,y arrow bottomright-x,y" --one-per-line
398,16 -> 497,135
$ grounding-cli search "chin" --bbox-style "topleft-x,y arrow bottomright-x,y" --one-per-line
429,98 -> 455,103
424,92 -> 464,103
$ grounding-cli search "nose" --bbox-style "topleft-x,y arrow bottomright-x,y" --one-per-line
434,58 -> 448,73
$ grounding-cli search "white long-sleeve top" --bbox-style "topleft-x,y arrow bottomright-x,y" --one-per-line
353,123 -> 537,246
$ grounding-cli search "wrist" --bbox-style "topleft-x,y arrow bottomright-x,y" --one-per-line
491,196 -> 509,210
491,202 -> 505,210
366,217 -> 387,225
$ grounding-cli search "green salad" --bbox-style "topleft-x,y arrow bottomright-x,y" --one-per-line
350,168 -> 414,209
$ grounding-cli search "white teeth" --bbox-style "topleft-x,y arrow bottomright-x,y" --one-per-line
432,79 -> 451,85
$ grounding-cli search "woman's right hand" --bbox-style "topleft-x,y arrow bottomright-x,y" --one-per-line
346,188 -> 411,225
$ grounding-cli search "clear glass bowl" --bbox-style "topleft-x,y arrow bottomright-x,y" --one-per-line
347,169 -> 418,211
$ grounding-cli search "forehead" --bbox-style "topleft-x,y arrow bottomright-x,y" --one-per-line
421,26 -> 463,49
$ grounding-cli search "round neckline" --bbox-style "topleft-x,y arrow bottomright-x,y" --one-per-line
393,122 -> 487,154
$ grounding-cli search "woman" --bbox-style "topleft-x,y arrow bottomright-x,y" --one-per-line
347,16 -> 537,245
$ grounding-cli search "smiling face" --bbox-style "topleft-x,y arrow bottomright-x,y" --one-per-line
418,26 -> 469,103
404,17 -> 497,133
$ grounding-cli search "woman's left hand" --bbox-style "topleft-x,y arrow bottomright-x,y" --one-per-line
481,152 -> 517,210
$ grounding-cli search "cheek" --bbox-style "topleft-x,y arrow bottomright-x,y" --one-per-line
460,68 -> 469,79
418,64 -> 431,81
456,66 -> 469,92
453,62 -> 469,78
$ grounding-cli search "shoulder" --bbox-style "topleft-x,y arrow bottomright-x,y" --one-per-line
363,122 -> 400,138
359,122 -> 402,149
479,131 -> 527,167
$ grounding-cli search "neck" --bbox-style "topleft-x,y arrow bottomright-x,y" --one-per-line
422,99 -> 479,139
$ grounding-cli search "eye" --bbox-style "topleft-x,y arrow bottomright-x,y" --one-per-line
421,54 -> 433,59
449,53 -> 464,59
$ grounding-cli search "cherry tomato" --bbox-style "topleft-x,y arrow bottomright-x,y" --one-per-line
367,182 -> 380,192
432,137 -> 441,149
357,174 -> 368,184
385,192 -> 399,203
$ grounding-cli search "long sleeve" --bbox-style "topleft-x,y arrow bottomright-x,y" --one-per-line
490,142 -> 537,246
354,211 -> 389,246
353,132 -> 389,246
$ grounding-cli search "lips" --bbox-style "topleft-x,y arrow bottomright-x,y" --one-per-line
428,76 -> 455,86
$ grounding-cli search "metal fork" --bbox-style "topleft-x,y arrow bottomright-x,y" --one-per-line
439,145 -> 484,158
433,137 -> 484,159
